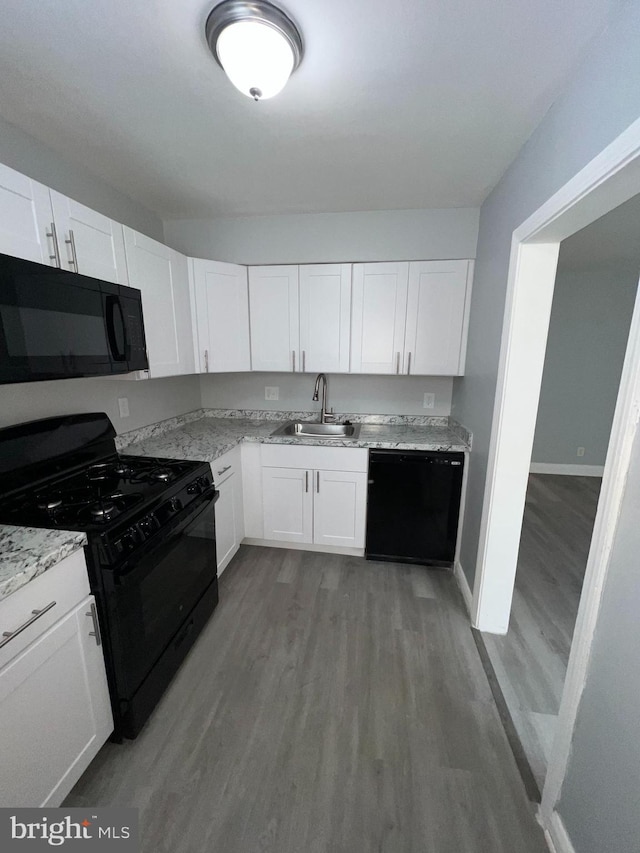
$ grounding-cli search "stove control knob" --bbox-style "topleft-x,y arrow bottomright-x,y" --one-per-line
169,497 -> 183,513
198,475 -> 210,490
186,480 -> 200,495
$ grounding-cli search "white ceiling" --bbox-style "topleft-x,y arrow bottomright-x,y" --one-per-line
0,0 -> 624,219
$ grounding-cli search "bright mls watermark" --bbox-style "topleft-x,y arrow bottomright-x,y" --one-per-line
0,809 -> 138,850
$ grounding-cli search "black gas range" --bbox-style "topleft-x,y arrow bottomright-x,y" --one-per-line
0,413 -> 220,740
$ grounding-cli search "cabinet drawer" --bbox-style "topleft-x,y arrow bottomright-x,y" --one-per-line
211,445 -> 241,485
261,444 -> 368,472
0,549 -> 89,669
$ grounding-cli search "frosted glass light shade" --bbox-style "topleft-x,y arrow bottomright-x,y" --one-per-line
217,20 -> 295,100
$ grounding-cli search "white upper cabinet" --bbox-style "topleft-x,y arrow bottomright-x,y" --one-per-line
190,259 -> 251,373
299,264 -> 351,373
351,262 -> 410,374
249,265 -> 300,372
0,163 -> 56,265
405,260 -> 473,375
50,191 -> 128,284
123,227 -> 195,378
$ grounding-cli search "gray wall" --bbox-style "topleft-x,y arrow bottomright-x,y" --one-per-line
452,0 -> 640,588
163,208 -> 479,264
449,2 -> 640,849
200,373 -> 452,417
0,375 -> 201,436
0,114 -> 163,241
557,423 -> 640,853
531,262 -> 638,467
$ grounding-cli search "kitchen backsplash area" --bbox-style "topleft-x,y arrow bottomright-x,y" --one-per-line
199,373 -> 453,417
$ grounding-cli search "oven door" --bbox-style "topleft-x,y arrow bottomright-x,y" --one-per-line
106,490 -> 219,701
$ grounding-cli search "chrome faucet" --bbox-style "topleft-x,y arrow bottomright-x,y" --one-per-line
312,373 -> 336,423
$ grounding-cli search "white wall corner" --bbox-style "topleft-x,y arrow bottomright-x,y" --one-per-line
530,463 -> 605,477
454,560 -> 474,616
539,810 -> 577,853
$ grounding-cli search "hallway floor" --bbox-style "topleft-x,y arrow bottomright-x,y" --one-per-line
66,546 -> 547,853
481,474 -> 601,792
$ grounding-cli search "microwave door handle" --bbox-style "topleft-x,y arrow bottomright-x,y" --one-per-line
106,295 -> 127,361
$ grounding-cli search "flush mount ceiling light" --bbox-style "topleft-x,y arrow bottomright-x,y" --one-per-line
205,0 -> 303,101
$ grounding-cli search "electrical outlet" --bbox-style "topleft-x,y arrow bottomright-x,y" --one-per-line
118,397 -> 130,418
423,393 -> 435,409
577,446 -> 585,457
265,386 -> 279,401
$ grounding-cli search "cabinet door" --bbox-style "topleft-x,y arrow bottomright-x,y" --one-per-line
191,259 -> 250,373
0,596 -> 113,807
262,467 -> 313,543
351,262 -> 409,374
0,163 -> 55,264
123,227 -> 195,377
215,473 -> 238,574
299,264 -> 351,373
50,191 -> 128,284
248,265 -> 299,372
313,470 -> 368,548
405,260 -> 472,375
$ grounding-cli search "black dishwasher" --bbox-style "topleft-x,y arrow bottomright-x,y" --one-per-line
366,449 -> 464,566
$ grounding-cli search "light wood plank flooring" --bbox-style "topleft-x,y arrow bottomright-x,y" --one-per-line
67,546 -> 547,853
482,474 -> 601,791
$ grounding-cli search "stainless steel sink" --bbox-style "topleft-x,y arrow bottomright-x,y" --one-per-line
271,421 -> 361,439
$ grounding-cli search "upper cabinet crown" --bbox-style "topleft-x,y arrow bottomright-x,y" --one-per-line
123,228 -> 195,378
351,260 -> 473,375
190,259 -> 251,373
248,263 -> 352,373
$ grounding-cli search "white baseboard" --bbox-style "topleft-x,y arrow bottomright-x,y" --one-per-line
539,810 -> 576,853
242,538 -> 364,557
454,559 -> 474,616
530,462 -> 604,477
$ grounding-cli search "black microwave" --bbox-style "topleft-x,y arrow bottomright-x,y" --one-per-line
0,252 -> 148,384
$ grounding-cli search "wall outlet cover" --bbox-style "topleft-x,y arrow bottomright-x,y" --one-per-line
423,393 -> 435,409
118,397 -> 130,418
265,386 -> 279,401
577,446 -> 585,457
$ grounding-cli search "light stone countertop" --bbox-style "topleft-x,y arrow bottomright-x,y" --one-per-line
0,526 -> 87,602
0,412 -> 469,603
122,416 -> 469,464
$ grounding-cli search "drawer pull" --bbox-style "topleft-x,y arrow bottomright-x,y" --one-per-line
0,600 -> 57,649
217,465 -> 232,477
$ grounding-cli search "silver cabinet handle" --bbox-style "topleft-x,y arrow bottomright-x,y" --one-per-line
407,352 -> 412,375
217,465 -> 232,476
1,601 -> 56,649
204,349 -> 209,372
316,471 -> 320,493
305,470 -> 309,493
292,350 -> 296,372
86,601 -> 102,646
302,350 -> 306,372
46,221 -> 61,267
396,352 -> 400,374
65,229 -> 79,271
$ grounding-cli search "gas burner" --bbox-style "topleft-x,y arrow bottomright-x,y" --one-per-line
36,494 -> 63,512
90,500 -> 117,520
150,468 -> 172,482
87,461 -> 131,481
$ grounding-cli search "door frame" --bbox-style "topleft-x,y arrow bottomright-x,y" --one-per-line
468,115 -> 640,832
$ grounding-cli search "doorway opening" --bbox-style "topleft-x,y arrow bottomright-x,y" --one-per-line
479,196 -> 640,795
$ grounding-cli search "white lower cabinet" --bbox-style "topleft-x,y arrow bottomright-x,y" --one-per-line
0,551 -> 113,807
212,447 -> 244,574
260,445 -> 368,550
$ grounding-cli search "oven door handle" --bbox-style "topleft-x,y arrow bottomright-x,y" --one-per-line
111,488 -> 219,583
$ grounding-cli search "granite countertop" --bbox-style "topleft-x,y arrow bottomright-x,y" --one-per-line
0,526 -> 87,602
122,416 -> 469,464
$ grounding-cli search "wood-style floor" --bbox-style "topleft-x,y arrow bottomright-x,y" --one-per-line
481,474 -> 601,791
67,546 -> 547,853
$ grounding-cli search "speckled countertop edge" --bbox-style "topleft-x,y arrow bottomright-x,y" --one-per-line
0,527 -> 87,602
